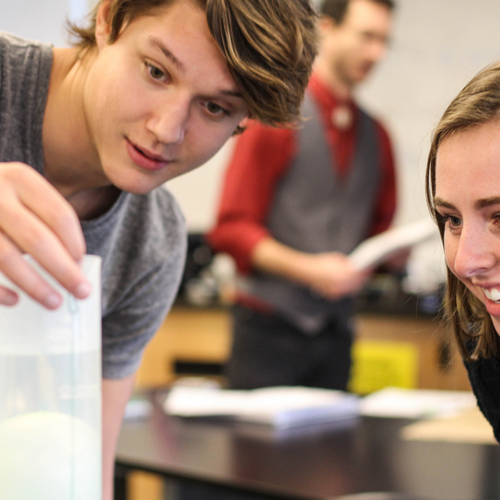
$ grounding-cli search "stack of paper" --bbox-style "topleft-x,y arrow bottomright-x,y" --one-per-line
164,386 -> 359,429
349,218 -> 437,271
359,387 -> 476,419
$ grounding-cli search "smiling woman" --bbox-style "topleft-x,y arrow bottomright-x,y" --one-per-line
426,60 -> 500,443
0,1 -> 318,499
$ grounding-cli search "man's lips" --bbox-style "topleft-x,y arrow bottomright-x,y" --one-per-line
125,139 -> 171,171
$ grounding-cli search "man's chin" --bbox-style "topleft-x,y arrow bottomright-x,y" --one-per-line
354,65 -> 375,84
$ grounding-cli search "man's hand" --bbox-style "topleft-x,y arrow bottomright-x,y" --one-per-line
0,162 -> 91,308
306,252 -> 371,300
252,238 -> 371,300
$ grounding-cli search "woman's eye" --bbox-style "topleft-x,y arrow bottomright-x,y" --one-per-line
447,215 -> 462,228
437,212 -> 462,231
146,62 -> 165,80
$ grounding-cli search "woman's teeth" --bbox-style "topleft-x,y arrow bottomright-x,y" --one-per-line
483,288 -> 500,302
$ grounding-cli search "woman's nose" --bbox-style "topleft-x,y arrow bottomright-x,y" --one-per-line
452,225 -> 496,279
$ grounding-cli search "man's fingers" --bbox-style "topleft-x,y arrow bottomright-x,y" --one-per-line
0,165 -> 90,306
0,223 -> 91,306
0,285 -> 19,306
0,235 -> 64,308
8,165 -> 86,261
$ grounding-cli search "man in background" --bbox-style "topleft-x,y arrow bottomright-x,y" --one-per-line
208,0 -> 397,391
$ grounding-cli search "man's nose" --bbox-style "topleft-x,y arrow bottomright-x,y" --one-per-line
368,38 -> 388,64
452,224 -> 496,279
147,94 -> 190,145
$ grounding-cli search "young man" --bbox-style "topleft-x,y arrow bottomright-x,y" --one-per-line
0,0 -> 318,497
208,0 -> 397,390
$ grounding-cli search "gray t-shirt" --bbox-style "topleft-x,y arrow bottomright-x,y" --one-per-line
0,31 -> 187,379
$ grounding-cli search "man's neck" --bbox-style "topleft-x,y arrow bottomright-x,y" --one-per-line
43,47 -> 119,219
43,48 -> 109,192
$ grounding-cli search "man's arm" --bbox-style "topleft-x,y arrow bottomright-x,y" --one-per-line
207,122 -> 294,274
369,122 -> 397,236
102,374 -> 136,500
251,237 -> 370,300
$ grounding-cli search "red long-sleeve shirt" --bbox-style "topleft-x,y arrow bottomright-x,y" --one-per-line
207,74 -> 397,275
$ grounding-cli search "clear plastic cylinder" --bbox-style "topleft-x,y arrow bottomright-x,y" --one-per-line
0,255 -> 102,500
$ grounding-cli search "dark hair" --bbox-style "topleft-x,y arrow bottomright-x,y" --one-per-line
320,0 -> 395,24
67,0 -> 319,129
426,60 -> 500,361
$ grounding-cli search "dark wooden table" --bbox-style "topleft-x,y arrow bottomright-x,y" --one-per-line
115,390 -> 500,500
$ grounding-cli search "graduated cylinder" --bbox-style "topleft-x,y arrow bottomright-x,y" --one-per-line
0,255 -> 102,500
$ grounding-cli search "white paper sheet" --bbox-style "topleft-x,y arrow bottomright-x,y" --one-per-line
359,387 -> 476,419
349,218 -> 438,271
164,386 -> 359,428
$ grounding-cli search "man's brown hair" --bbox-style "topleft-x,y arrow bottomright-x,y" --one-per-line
426,60 -> 500,361
320,0 -> 395,24
68,0 -> 319,128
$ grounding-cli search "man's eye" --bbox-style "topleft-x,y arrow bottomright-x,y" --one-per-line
206,102 -> 229,116
146,63 -> 165,80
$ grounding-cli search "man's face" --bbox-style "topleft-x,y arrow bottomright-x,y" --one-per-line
321,0 -> 392,89
84,0 -> 249,195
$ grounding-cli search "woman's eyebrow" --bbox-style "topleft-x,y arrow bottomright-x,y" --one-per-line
434,197 -> 454,209
475,197 -> 500,209
435,196 -> 500,210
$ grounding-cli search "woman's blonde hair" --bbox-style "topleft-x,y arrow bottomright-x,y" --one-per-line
68,0 -> 319,129
426,60 -> 500,360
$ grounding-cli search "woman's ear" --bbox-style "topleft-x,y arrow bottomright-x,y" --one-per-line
95,0 -> 113,49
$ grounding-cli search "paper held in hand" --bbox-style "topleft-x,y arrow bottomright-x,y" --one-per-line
349,218 -> 438,271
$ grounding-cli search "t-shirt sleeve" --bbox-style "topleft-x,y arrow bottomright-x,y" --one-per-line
206,121 -> 295,274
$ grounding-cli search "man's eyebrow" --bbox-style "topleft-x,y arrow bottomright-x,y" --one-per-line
219,89 -> 244,99
146,36 -> 185,71
145,36 -> 244,99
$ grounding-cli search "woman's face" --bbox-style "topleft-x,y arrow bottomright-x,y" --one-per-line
435,119 -> 500,334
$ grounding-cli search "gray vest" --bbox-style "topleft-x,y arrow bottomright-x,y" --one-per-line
240,92 -> 381,333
